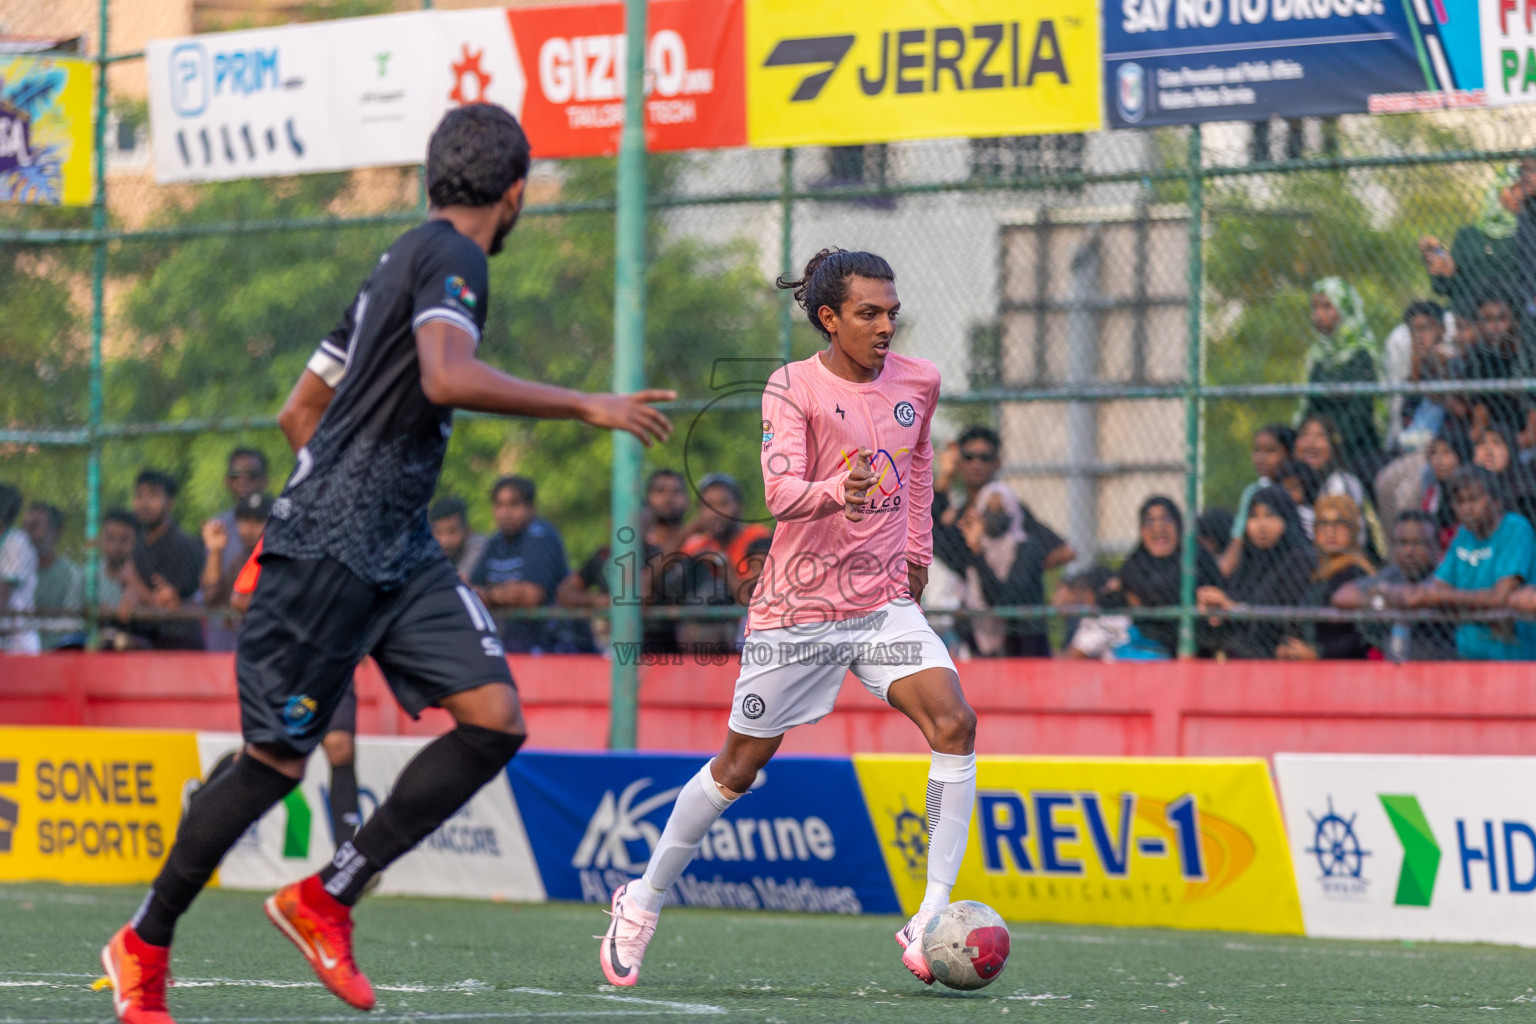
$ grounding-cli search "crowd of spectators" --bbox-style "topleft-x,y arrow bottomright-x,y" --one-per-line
7,163 -> 1536,661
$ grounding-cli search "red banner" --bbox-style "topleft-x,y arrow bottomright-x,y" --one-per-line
508,0 -> 745,159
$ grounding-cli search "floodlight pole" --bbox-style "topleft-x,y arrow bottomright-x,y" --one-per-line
84,0 -> 110,650
1177,127 -> 1204,659
608,0 -> 648,750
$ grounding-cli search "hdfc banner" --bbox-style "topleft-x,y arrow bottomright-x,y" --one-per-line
855,756 -> 1304,934
1276,755 -> 1536,946
509,0 -> 745,158
0,728 -> 202,884
745,0 -> 1101,148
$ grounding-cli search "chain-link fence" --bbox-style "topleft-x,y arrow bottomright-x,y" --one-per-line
5,0 -> 1536,664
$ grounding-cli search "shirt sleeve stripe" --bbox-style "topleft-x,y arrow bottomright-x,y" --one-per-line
413,307 -> 481,344
319,340 -> 347,361
306,347 -> 347,388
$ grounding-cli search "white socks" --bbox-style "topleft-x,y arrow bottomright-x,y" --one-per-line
631,760 -> 738,915
920,750 -> 977,912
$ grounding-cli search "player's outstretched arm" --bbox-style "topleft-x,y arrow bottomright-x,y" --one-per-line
278,369 -> 338,454
417,323 -> 674,446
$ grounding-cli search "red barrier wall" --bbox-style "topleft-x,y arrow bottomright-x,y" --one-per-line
7,654 -> 1536,758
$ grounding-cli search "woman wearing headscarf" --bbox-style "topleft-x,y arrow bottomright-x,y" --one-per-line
1473,422 -> 1536,525
1197,485 -> 1318,659
1300,277 -> 1384,478
957,480 -> 1065,657
1275,494 -> 1375,661
1419,162 -> 1529,317
1421,417 -> 1474,549
1101,496 -> 1222,658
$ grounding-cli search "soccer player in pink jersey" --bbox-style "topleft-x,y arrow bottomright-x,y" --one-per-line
600,249 -> 977,987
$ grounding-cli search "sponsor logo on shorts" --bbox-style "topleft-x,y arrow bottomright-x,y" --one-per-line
741,693 -> 766,720
893,401 -> 916,427
283,695 -> 319,735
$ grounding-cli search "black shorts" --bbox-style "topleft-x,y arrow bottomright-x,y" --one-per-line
236,555 -> 513,753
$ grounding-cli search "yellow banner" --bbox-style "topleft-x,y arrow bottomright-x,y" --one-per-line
855,756 -> 1304,934
745,0 -> 1101,148
0,728 -> 202,883
0,55 -> 95,206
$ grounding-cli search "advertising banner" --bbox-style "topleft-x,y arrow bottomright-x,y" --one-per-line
855,756 -> 1303,933
507,752 -> 900,914
0,727 -> 202,884
203,734 -> 544,902
1482,0 -> 1536,106
1103,0 -> 1484,128
148,9 -> 523,183
1276,754 -> 1536,946
745,0 -> 1101,148
0,54 -> 94,206
509,0 -> 745,158
148,1 -> 742,183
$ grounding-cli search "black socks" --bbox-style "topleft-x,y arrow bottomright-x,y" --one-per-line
328,763 -> 360,846
133,755 -> 299,946
320,724 -> 524,905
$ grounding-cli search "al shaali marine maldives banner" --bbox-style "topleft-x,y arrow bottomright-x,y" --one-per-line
855,756 -> 1305,933
1276,754 -> 1536,946
147,1 -> 746,183
1104,0 -> 1485,127
506,751 -> 901,914
0,54 -> 94,206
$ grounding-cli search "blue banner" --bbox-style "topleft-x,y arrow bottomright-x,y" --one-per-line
1104,0 -> 1485,128
506,752 -> 900,915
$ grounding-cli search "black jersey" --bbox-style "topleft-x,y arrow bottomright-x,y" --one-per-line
263,220 -> 489,587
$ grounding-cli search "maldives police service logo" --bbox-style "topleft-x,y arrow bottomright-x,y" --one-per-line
741,693 -> 766,720
893,401 -> 916,427
1117,62 -> 1147,124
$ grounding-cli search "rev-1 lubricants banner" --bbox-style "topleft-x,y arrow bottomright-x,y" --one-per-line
1104,0 -> 1484,127
0,728 -> 202,884
204,734 -> 544,901
1277,755 -> 1536,946
745,0 -> 1101,147
507,752 -> 900,914
0,55 -> 94,206
855,756 -> 1303,933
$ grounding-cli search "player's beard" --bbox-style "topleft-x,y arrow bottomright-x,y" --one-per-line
489,205 -> 520,255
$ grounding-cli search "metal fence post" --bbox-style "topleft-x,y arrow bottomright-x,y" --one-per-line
607,0 -> 648,750
779,148 -> 794,364
84,0 -> 111,651
1178,127 -> 1204,659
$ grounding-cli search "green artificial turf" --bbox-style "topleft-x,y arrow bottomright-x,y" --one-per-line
2,883 -> 1533,1023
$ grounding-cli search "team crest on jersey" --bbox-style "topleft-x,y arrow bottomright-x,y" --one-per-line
283,695 -> 319,735
893,401 -> 916,427
445,275 -> 477,309
761,418 -> 774,447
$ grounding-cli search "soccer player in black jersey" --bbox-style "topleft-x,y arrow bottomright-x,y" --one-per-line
100,104 -> 673,1024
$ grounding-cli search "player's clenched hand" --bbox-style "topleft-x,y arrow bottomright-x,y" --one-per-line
579,390 -> 676,447
844,448 -> 875,521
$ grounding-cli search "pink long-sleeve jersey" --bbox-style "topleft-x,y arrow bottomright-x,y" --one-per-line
749,350 -> 939,632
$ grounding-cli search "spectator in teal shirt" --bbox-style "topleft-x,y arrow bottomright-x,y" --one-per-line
1386,466 -> 1536,659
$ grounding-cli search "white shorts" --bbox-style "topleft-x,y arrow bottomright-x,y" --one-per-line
729,601 -> 958,737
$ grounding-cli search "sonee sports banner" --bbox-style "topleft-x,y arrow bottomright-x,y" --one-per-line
0,727 -> 203,884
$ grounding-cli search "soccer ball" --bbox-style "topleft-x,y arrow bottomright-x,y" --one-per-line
920,900 -> 1011,991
